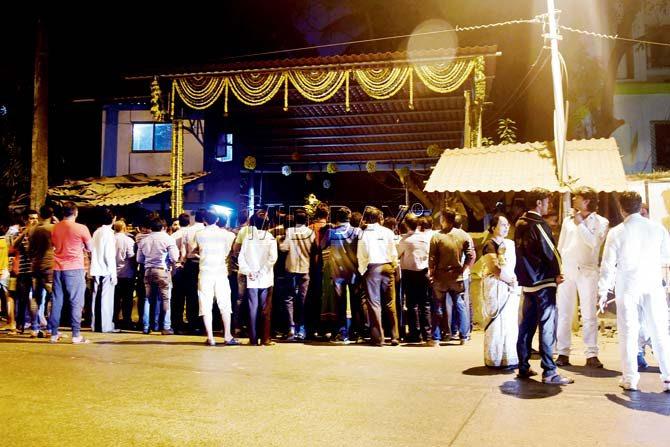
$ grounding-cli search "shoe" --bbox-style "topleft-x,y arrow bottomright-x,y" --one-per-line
6,328 -> 18,336
72,336 -> 90,344
30,330 -> 39,338
450,334 -> 460,341
517,369 -> 538,379
619,381 -> 638,391
262,340 -> 276,346
585,357 -> 603,368
205,338 -> 216,346
142,329 -> 150,335
390,339 -> 399,346
426,340 -> 439,347
225,338 -> 240,346
555,355 -> 571,366
637,352 -> 649,370
341,337 -> 352,345
49,334 -> 63,344
459,338 -> 467,346
161,329 -> 174,335
663,381 -> 670,393
542,374 -> 574,385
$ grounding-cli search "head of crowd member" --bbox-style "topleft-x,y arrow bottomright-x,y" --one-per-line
453,213 -> 465,230
170,220 -> 180,234
617,191 -> 642,218
419,215 -> 433,231
440,207 -> 457,231
383,216 -> 397,233
640,202 -> 650,218
148,216 -> 165,233
572,186 -> 598,215
178,212 -> 190,228
203,210 -> 219,227
294,208 -> 308,226
237,209 -> 249,228
525,188 -> 551,216
216,213 -> 229,228
488,214 -> 510,239
364,207 -> 383,225
61,202 -> 79,221
314,203 -> 329,222
194,209 -> 207,224
350,211 -> 363,228
113,220 -> 126,234
39,205 -> 54,223
23,209 -> 39,228
333,206 -> 351,225
404,214 -> 419,233
249,210 -> 267,230
100,208 -> 115,226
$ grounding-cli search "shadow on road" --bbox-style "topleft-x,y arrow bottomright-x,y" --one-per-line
499,379 -> 563,399
560,365 -> 621,378
462,366 -> 517,376
606,392 -> 670,416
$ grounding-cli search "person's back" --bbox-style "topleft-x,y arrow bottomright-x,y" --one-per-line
282,224 -> 314,274
52,220 -> 91,271
196,225 -> 235,275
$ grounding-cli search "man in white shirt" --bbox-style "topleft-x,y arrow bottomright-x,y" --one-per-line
239,211 -> 278,346
194,211 -> 239,346
556,187 -> 609,368
278,208 -> 315,341
113,220 -> 135,330
357,207 -> 399,346
181,210 -> 206,334
598,191 -> 670,391
398,213 -> 433,345
90,208 -> 118,333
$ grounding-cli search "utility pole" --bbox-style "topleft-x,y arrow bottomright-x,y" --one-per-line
30,18 -> 49,210
544,0 -> 571,217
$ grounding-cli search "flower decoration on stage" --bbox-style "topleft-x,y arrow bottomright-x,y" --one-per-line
291,151 -> 301,161
323,179 -> 332,189
150,76 -> 164,122
305,172 -> 314,181
395,167 -> 410,179
243,156 -> 257,170
426,144 -> 442,157
281,165 -> 292,176
366,161 -> 377,173
326,163 -> 338,174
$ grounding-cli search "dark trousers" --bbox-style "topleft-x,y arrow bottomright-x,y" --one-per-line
115,278 -> 135,327
306,262 -> 323,336
285,272 -> 310,332
170,267 -> 186,331
31,269 -> 53,332
402,269 -> 432,342
364,263 -> 398,344
135,264 -> 145,327
183,260 -> 200,332
248,287 -> 272,345
517,287 -> 558,377
15,274 -> 32,331
233,273 -> 248,334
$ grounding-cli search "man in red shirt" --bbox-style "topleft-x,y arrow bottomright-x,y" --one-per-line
49,202 -> 93,344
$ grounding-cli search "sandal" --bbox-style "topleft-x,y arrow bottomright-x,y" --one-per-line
542,373 -> 574,385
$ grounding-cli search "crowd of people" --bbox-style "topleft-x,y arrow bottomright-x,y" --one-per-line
1,187 -> 669,391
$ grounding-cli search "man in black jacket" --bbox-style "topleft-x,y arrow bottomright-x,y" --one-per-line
515,188 -> 573,385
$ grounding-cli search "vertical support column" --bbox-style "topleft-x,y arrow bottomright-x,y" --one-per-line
469,56 -> 486,148
30,18 -> 48,210
463,91 -> 471,148
171,120 -> 184,218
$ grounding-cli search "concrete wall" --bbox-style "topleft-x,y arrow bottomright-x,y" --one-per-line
102,109 -> 204,176
613,94 -> 670,173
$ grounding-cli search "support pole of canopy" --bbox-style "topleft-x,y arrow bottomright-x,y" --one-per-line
463,91 -> 472,148
170,119 -> 184,218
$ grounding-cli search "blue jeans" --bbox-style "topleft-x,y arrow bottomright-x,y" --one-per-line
517,287 -> 558,377
433,282 -> 470,340
49,269 -> 86,337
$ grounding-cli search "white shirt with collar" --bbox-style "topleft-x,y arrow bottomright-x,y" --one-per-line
238,227 -> 278,289
194,225 -> 235,275
279,224 -> 315,274
398,230 -> 431,271
357,223 -> 398,275
90,224 -> 117,280
558,212 -> 609,272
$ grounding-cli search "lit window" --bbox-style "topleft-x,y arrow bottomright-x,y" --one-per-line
215,133 -> 233,162
132,123 -> 172,152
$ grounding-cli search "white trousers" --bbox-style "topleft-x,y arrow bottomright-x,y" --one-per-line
198,272 -> 232,317
92,275 -> 116,333
617,287 -> 670,387
556,268 -> 599,357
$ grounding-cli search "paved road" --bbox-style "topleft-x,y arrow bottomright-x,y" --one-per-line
1,330 -> 669,446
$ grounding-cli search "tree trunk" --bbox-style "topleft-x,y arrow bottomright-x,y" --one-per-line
30,18 -> 48,210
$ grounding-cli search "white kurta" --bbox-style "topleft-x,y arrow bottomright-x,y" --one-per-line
482,238 -> 520,368
598,213 -> 670,387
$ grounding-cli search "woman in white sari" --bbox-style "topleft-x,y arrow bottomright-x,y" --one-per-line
481,215 -> 520,369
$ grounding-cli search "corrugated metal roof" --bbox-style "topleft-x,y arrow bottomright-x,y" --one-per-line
48,172 -> 207,207
424,138 -> 627,193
